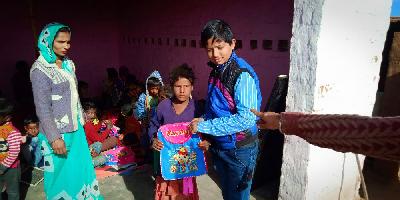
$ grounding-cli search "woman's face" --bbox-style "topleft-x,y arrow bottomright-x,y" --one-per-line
173,77 -> 193,102
53,31 -> 71,58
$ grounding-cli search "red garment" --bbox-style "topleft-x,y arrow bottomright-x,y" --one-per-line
120,116 -> 141,138
84,122 -> 111,145
281,112 -> 400,161
155,176 -> 199,200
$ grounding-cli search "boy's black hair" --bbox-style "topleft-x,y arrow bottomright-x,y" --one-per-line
201,19 -> 234,47
82,101 -> 97,112
147,77 -> 162,88
23,115 -> 39,126
169,64 -> 196,86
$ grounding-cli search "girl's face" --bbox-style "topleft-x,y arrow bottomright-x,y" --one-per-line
85,108 -> 97,121
173,77 -> 193,102
53,31 -> 71,58
148,86 -> 160,97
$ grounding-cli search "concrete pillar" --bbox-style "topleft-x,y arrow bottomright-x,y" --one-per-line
279,0 -> 392,199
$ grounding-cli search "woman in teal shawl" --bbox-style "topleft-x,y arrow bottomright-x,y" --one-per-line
30,22 -> 103,200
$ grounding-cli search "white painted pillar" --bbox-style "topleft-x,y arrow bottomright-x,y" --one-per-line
279,0 -> 392,199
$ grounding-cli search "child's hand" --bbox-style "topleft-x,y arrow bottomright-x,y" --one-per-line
118,134 -> 124,140
198,140 -> 211,151
21,135 -> 27,144
152,138 -> 163,151
103,120 -> 113,129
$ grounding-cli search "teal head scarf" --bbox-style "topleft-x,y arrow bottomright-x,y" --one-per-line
38,22 -> 70,64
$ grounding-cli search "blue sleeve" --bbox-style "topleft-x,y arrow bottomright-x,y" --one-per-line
197,73 -> 258,136
135,93 -> 147,120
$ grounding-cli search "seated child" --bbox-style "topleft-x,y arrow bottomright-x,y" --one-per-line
118,104 -> 141,146
134,71 -> 163,162
134,71 -> 163,125
21,115 -> 43,167
83,102 -> 119,157
83,102 -> 138,168
0,98 -> 22,199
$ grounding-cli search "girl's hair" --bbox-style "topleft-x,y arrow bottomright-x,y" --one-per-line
147,77 -> 162,88
169,64 -> 196,86
159,85 -> 173,100
82,101 -> 97,112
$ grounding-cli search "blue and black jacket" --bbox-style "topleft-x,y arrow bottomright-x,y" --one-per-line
198,52 -> 262,149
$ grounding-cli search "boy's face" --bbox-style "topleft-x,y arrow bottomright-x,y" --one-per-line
25,123 -> 39,137
205,38 -> 236,65
148,86 -> 160,97
85,108 -> 97,120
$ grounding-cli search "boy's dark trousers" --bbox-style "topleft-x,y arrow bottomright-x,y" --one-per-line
0,166 -> 21,200
210,141 -> 259,200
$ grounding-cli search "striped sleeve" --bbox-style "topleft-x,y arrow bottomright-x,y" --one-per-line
1,129 -> 22,168
197,72 -> 258,136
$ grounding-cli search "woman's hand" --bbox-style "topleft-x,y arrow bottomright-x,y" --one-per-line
51,138 -> 67,155
152,138 -> 164,151
250,109 -> 280,130
198,140 -> 211,151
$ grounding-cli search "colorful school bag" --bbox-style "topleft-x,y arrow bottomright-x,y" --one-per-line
158,122 -> 207,180
103,146 -> 136,166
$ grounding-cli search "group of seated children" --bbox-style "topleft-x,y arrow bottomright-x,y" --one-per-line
82,101 -> 139,168
0,65 -> 208,200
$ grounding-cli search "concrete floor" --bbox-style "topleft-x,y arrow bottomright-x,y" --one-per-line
21,164 -> 268,200
18,162 -> 400,200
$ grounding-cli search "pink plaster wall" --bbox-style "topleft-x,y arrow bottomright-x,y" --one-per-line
1,0 -> 292,110
118,0 -> 293,108
0,1 -> 120,99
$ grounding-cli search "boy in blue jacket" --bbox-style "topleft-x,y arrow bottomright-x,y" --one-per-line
190,19 -> 262,200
